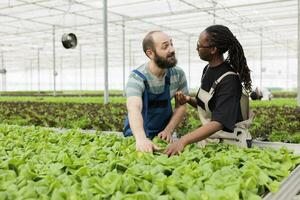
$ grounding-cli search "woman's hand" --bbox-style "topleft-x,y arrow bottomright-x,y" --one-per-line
164,139 -> 186,156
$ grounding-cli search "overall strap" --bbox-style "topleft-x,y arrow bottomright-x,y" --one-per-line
208,71 -> 237,95
165,69 -> 171,86
133,70 -> 149,89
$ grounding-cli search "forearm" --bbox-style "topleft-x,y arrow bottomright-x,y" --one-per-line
128,110 -> 147,140
187,97 -> 198,108
181,121 -> 223,146
164,104 -> 186,133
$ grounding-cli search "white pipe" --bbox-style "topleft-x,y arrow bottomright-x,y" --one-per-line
103,0 -> 109,104
122,18 -> 126,96
79,44 -> 82,94
52,25 -> 56,96
298,0 -> 300,106
37,48 -> 40,93
260,27 -> 263,89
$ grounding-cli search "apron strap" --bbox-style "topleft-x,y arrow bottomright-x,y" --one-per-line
208,71 -> 237,94
165,69 -> 170,86
133,69 -> 149,89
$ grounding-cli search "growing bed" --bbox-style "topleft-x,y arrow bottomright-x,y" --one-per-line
0,125 -> 299,200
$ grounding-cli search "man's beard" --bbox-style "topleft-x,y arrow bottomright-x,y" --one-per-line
154,52 -> 177,69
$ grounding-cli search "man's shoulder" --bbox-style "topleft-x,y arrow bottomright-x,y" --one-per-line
169,66 -> 186,77
135,63 -> 147,73
129,64 -> 147,81
170,66 -> 184,73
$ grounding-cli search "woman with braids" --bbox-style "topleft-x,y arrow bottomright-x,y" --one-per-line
165,25 -> 252,156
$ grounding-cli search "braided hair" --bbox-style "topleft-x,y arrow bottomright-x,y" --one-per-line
205,25 -> 252,91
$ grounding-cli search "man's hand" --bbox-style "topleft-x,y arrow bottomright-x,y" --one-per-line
136,137 -> 160,153
164,139 -> 186,157
175,91 -> 191,105
158,130 -> 173,143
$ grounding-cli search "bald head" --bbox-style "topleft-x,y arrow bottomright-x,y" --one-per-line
142,31 -> 177,68
143,31 -> 168,57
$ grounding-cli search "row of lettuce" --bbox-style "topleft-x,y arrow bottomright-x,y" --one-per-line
0,96 -> 297,107
0,100 -> 299,143
0,124 -> 300,199
0,90 -> 297,98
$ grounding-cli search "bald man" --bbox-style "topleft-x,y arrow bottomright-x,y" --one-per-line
124,31 -> 189,152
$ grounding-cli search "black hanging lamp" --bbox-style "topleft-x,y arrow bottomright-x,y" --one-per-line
61,33 -> 77,49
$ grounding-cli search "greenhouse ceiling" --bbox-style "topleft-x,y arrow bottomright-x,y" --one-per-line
0,0 -> 299,103
0,0 -> 298,63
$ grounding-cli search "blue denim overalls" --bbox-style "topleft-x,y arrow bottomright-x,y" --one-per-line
123,69 -> 172,139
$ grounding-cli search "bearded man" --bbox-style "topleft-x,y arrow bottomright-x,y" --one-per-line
124,31 -> 189,153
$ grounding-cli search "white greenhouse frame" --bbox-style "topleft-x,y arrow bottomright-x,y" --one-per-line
0,0 -> 298,105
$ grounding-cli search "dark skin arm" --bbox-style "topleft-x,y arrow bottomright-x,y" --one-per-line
165,121 -> 223,156
175,91 -> 197,108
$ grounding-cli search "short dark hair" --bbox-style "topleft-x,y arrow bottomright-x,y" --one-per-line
142,30 -> 161,57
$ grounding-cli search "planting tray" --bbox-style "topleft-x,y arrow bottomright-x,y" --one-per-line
263,165 -> 300,200
252,140 -> 300,154
252,140 -> 300,200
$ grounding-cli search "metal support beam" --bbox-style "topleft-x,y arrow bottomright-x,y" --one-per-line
30,59 -> 33,91
260,27 -> 263,89
251,53 -> 255,72
1,52 -> 6,92
79,44 -> 82,94
188,36 -> 191,89
60,56 -> 63,91
129,39 -> 132,71
122,18 -> 126,96
298,0 -> 300,106
37,48 -> 40,93
212,1 -> 216,24
94,54 -> 97,90
103,0 -> 109,104
286,40 -> 289,90
52,25 -> 56,96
